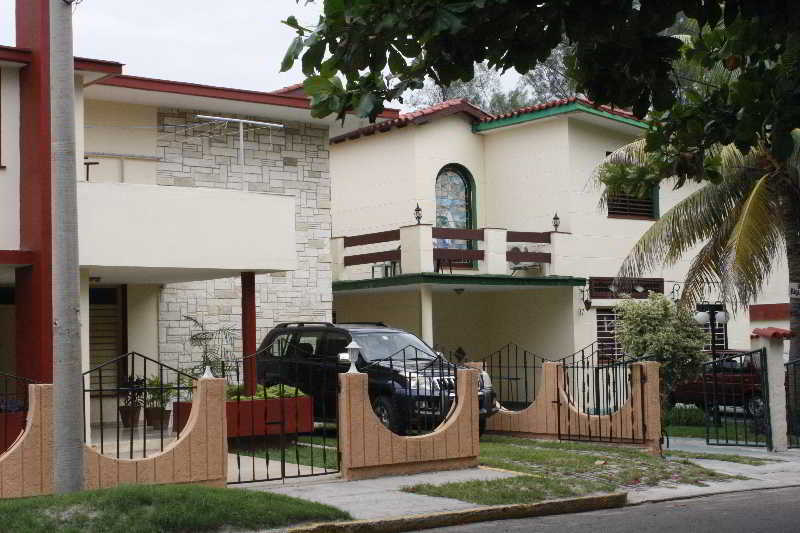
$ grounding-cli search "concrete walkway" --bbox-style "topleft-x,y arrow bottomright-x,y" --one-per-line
246,467 -> 520,520
629,437 -> 800,503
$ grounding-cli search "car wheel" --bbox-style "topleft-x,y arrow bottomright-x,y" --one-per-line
373,396 -> 405,435
744,395 -> 765,419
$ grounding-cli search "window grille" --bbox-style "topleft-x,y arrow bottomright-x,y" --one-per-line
607,189 -> 658,219
596,308 -> 623,361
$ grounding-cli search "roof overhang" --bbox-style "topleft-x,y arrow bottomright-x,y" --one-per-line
0,45 -> 32,67
474,100 -> 647,134
333,273 -> 586,295
86,75 -> 397,130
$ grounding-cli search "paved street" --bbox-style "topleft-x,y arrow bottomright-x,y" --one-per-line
428,487 -> 800,532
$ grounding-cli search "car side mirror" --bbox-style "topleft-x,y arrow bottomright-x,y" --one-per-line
338,352 -> 350,362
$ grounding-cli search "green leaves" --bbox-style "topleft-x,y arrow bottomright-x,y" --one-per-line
281,35 -> 304,73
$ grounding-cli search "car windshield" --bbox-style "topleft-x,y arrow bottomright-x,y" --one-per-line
352,331 -> 436,362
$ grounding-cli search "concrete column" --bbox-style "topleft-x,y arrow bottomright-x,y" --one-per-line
548,231 -> 569,276
330,237 -> 346,281
241,272 -> 257,394
751,334 -> 789,451
419,285 -> 434,347
80,269 -> 90,442
400,224 -> 433,274
479,228 -> 507,275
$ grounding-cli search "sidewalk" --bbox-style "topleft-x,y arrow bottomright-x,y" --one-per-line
246,467 -> 521,520
629,437 -> 800,504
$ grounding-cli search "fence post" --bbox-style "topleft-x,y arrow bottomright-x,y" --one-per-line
400,224 -> 434,274
639,362 -> 662,453
479,228 -> 507,274
751,331 -> 789,452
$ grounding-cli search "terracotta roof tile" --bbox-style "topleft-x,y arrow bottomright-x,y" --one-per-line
330,98 -> 493,144
751,327 -> 794,339
479,96 -> 639,124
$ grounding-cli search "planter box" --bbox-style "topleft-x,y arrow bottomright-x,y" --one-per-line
173,396 -> 314,437
0,412 -> 26,453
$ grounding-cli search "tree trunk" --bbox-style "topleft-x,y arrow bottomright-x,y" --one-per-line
783,186 -> 800,363
50,0 -> 84,492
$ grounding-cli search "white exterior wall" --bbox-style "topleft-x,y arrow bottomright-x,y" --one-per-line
0,68 -> 21,250
482,118 -> 570,232
83,100 -> 159,184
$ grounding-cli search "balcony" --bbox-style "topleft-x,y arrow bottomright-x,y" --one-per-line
332,225 -> 559,281
77,182 -> 296,284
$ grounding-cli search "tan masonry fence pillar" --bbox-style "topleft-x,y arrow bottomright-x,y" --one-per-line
338,368 -> 480,481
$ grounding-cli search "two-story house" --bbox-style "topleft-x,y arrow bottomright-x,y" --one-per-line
329,97 -> 785,362
0,1 -> 396,423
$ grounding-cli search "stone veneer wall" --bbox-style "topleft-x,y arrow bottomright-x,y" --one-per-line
154,109 -> 332,370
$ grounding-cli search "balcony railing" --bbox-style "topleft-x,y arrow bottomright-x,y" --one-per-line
333,225 -> 561,281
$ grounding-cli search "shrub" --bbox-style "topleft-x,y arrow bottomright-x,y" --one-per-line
665,406 -> 705,427
225,383 -> 307,401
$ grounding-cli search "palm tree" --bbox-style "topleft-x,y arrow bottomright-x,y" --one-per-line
596,132 -> 800,361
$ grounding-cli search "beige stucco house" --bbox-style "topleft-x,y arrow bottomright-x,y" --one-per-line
329,97 -> 790,362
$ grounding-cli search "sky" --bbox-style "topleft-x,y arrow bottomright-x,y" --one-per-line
0,0 -> 324,93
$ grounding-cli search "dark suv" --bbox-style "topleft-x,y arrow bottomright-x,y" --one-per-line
256,322 -> 497,434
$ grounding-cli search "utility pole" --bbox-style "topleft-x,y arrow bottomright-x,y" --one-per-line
50,0 -> 84,493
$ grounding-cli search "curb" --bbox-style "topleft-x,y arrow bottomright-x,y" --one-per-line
288,492 -> 627,533
628,482 -> 800,506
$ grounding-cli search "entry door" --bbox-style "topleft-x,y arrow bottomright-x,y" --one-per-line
89,287 -> 124,391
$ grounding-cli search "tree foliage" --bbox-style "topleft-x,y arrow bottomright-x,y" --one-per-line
405,62 -> 535,114
614,293 -> 708,387
282,1 -> 799,170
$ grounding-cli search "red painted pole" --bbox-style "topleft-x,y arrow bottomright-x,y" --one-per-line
241,272 -> 257,395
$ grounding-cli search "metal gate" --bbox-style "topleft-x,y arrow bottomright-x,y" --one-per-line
481,343 -> 543,411
787,358 -> 800,449
224,347 -> 340,484
703,349 -> 771,448
557,357 -> 647,444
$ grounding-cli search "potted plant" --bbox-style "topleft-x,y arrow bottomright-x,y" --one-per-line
144,376 -> 176,429
173,383 -> 314,436
118,376 -> 145,428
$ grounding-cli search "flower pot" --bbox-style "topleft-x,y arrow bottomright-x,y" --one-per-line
172,397 -> 314,437
118,406 -> 142,428
144,407 -> 171,429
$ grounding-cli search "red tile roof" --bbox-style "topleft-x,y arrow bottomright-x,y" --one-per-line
268,83 -> 305,96
751,327 -> 794,340
479,96 -> 639,124
330,98 -> 493,144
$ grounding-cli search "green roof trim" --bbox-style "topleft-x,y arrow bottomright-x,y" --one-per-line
473,102 -> 648,133
333,273 -> 586,292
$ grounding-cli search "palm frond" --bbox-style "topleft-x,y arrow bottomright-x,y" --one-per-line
724,174 -> 785,307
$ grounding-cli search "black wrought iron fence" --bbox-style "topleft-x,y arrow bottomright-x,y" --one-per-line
82,352 -> 195,459
702,349 -> 770,448
220,343 -> 340,484
0,372 -> 35,455
480,343 -> 543,411
558,357 -> 644,444
785,358 -> 799,449
363,344 -> 460,437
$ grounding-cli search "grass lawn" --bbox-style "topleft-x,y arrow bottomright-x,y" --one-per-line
405,435 -> 741,506
230,436 -> 339,471
0,484 -> 350,533
666,422 -> 768,443
664,450 -> 781,466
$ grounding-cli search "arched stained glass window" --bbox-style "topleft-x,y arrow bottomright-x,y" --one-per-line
435,165 -> 473,250
436,166 -> 472,230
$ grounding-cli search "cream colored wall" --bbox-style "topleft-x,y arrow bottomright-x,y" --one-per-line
431,291 -> 491,357
334,291 -> 421,337
332,115 -> 487,236
127,285 -> 160,361
0,305 -> 15,375
0,68 -> 21,250
482,118 -> 570,232
331,127 -> 417,236
83,100 -> 159,184
77,182 -> 296,276
413,115 -> 487,228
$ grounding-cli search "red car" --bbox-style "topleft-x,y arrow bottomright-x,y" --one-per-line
669,354 -> 764,416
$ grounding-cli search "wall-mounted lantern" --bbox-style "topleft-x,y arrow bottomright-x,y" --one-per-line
414,203 -> 423,224
552,212 -> 561,232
